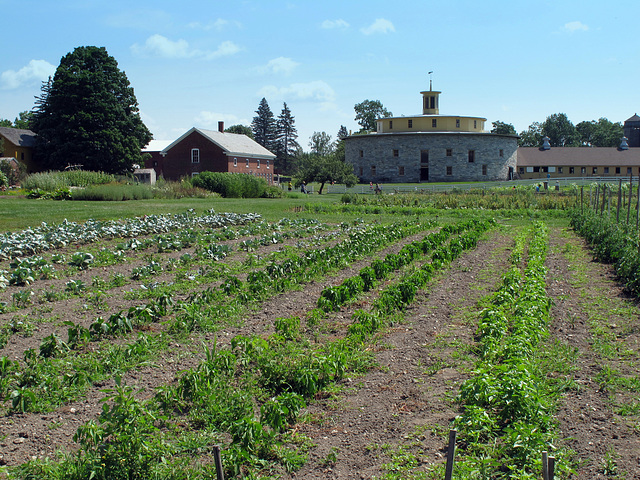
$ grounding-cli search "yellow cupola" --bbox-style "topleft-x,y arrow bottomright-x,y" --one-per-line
420,87 -> 440,115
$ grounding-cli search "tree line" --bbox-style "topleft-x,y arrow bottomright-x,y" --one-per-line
492,114 -> 625,148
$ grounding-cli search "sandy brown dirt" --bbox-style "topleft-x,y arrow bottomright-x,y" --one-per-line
1,223 -> 640,479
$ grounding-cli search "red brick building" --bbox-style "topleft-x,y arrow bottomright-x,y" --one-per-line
145,123 -> 276,183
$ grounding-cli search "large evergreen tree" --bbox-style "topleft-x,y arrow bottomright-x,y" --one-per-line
251,98 -> 277,153
31,46 -> 151,174
275,102 -> 299,175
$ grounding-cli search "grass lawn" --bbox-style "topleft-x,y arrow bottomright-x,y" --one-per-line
0,194 -> 345,233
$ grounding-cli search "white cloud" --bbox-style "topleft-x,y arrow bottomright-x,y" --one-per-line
131,34 -> 241,60
194,111 -> 248,129
1,59 -> 56,90
206,40 -> 242,59
321,19 -> 350,29
258,80 -> 336,102
360,18 -> 395,35
258,57 -> 300,76
188,18 -> 242,31
131,34 -> 192,58
563,21 -> 588,33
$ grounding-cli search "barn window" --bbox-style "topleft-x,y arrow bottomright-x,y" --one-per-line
191,148 -> 200,163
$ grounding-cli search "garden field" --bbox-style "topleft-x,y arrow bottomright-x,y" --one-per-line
0,190 -> 639,479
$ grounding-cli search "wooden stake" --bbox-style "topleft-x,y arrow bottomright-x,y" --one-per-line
627,175 -> 633,224
549,456 -> 556,480
444,429 -> 457,480
617,178 -> 622,222
542,451 -> 549,480
213,445 -> 225,480
636,174 -> 640,227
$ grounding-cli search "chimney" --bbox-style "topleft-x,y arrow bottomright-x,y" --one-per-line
218,121 -> 224,133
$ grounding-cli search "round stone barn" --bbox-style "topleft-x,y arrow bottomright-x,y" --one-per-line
345,86 -> 518,183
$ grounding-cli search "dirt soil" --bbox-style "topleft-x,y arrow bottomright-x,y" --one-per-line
1,224 -> 639,479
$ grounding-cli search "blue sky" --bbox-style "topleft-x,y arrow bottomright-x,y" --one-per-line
2,0 -> 639,148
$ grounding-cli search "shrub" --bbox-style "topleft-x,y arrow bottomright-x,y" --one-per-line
192,172 -> 267,198
22,170 -> 116,191
262,185 -> 285,198
71,183 -> 154,201
0,158 -> 25,186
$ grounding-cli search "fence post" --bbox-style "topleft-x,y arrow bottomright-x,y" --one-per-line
637,174 -> 640,227
617,179 -> 622,222
549,456 -> 556,480
213,445 -> 225,480
542,451 -> 549,480
628,175 -> 633,224
444,429 -> 457,480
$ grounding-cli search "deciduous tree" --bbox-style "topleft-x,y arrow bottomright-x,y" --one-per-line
354,99 -> 392,132
491,121 -> 516,135
308,131 -> 334,156
518,122 -> 543,147
576,118 -> 623,147
225,124 -> 254,138
31,46 -> 152,174
295,151 -> 357,194
542,113 -> 579,147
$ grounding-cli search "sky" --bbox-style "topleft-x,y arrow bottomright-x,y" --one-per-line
2,0 -> 639,149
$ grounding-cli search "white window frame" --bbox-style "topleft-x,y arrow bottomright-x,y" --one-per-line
246,159 -> 250,168
233,157 -> 237,167
266,160 -> 270,169
257,159 -> 261,168
191,148 -> 200,164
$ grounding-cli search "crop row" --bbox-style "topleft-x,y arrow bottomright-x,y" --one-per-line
9,218 -> 494,479
453,222 -> 574,478
569,208 -> 640,298
0,220 -> 431,414
0,210 -> 263,260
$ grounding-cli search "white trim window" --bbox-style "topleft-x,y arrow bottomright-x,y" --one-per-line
257,159 -> 261,168
266,160 -> 270,169
233,157 -> 238,167
246,159 -> 250,168
191,148 -> 200,163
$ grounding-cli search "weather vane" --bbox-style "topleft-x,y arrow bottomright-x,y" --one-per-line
428,71 -> 434,91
